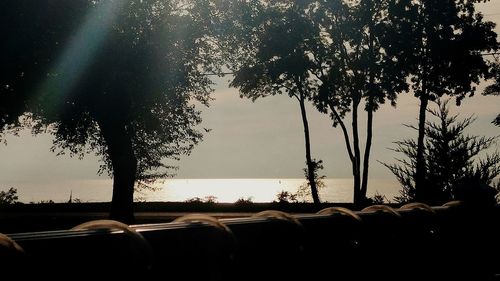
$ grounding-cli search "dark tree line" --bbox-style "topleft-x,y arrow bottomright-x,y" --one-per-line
216,0 -> 414,205
1,0 -> 499,220
217,0 -> 498,206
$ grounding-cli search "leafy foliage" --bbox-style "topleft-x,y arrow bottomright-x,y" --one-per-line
402,0 -> 498,103
1,1 -> 80,140
1,0 -> 223,219
52,1 -> 215,180
0,187 -> 19,205
3,0 -> 221,179
310,0 -> 413,204
483,60 -> 500,127
297,159 -> 325,201
275,191 -> 298,204
313,0 -> 411,112
234,197 -> 254,206
383,100 -> 500,205
133,182 -> 161,202
395,0 -> 499,200
185,196 -> 218,204
368,191 -> 389,205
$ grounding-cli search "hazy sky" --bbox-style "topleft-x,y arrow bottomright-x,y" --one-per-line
0,2 -> 499,201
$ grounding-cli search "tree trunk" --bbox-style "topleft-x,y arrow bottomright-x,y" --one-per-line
99,120 -> 137,223
352,97 -> 362,207
361,97 -> 374,200
298,93 -> 320,205
415,94 -> 428,202
361,22 -> 376,202
328,102 -> 356,184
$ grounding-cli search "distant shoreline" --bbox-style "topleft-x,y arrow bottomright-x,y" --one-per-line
9,178 -> 400,204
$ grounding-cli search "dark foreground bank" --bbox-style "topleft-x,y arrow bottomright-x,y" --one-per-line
2,203 -> 499,280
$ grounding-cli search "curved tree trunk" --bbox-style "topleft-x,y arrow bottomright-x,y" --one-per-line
415,94 -> 428,202
328,102 -> 357,192
99,120 -> 137,223
329,102 -> 355,162
298,93 -> 320,205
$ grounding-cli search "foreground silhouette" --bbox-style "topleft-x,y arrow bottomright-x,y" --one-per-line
3,202 -> 499,280
1,0 -> 221,222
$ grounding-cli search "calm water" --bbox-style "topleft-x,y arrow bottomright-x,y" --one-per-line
15,178 -> 400,203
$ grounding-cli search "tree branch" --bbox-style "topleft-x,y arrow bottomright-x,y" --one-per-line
329,101 -> 354,162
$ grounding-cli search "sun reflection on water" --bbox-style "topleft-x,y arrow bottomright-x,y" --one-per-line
147,178 -> 399,203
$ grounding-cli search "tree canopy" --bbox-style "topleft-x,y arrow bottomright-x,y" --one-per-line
1,0 -> 499,212
1,0 -> 221,221
1,1 -> 89,139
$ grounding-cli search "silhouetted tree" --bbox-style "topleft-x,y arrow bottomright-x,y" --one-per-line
234,197 -> 254,206
383,100 -> 500,205
395,0 -> 498,202
223,1 -> 323,204
216,0 -> 412,205
310,0 -> 411,205
275,191 -> 298,204
0,187 -> 19,205
1,0 -> 220,222
297,159 -> 326,202
484,58 -> 500,127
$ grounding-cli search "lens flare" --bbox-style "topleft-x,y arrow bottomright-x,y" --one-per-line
36,0 -> 127,113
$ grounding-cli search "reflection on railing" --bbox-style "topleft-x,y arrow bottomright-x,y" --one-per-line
2,201 -> 499,280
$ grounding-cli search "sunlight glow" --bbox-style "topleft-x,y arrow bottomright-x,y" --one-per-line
149,178 -> 399,203
36,0 -> 126,111
13,177 -> 400,203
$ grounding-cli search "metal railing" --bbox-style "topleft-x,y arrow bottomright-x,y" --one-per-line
1,202 -> 499,280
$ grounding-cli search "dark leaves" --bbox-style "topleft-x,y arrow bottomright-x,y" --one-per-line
1,0 -> 219,181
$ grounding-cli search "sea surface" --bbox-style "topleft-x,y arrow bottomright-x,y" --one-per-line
14,178 -> 401,203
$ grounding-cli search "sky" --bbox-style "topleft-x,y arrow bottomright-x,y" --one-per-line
0,1 -> 499,201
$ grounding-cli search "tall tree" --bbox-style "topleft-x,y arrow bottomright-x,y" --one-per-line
383,99 -> 500,205
2,0 -> 220,222
223,0 -> 323,204
398,0 -> 498,202
311,0 -> 411,205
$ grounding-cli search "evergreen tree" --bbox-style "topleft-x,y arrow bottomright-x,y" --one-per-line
396,0 -> 499,202
383,99 -> 499,205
